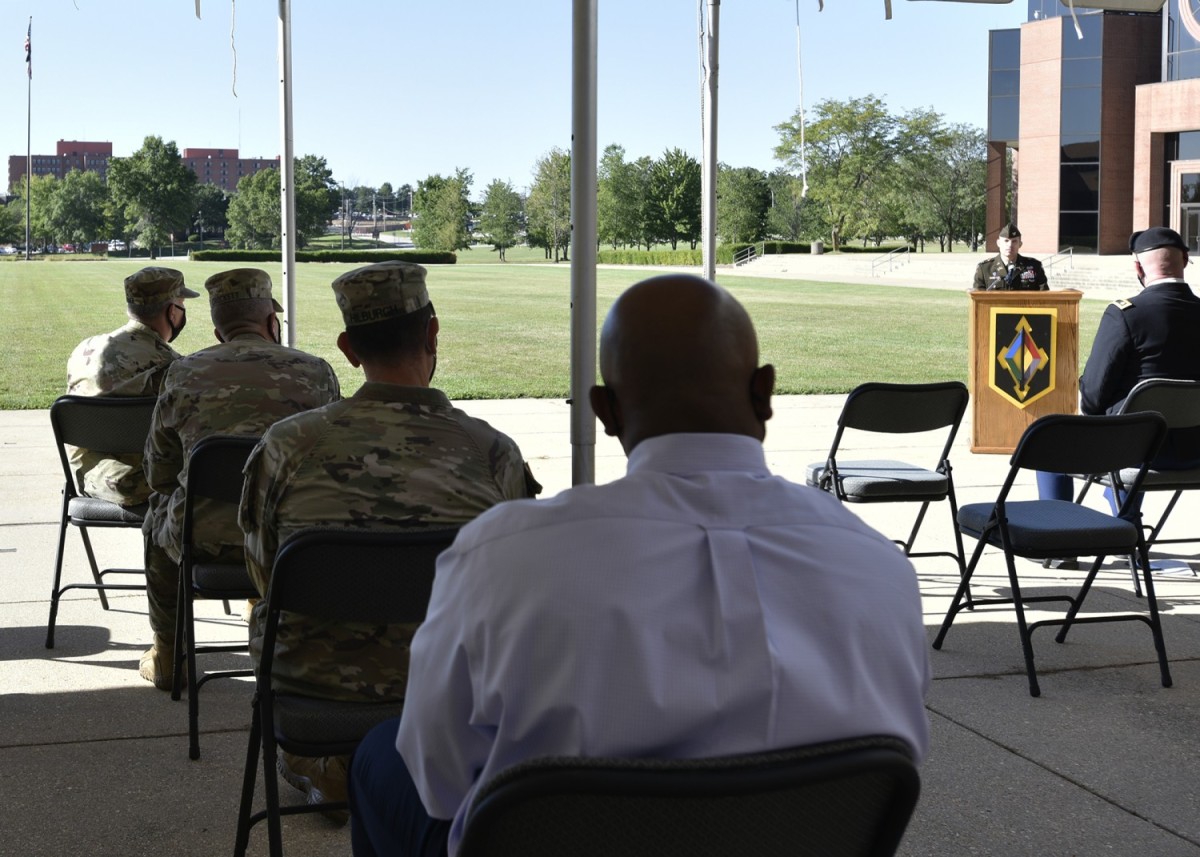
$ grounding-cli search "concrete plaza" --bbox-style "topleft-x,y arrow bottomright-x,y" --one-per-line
4,389 -> 1200,856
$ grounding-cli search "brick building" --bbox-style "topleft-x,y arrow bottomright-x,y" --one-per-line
7,140 -> 111,191
987,0 -> 1200,255
7,141 -> 278,194
182,148 -> 279,192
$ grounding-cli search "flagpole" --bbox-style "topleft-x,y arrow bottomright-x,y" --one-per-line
25,17 -> 31,261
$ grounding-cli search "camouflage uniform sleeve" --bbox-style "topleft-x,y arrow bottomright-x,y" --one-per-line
143,381 -> 183,497
239,415 -> 320,597
492,432 -> 540,499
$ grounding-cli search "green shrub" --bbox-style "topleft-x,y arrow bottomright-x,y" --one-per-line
190,249 -> 457,264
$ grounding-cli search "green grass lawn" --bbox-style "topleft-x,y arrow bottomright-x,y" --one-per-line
0,258 -> 1104,409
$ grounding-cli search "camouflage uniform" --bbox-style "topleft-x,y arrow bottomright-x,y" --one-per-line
239,259 -> 539,703
241,382 -> 537,701
64,267 -> 196,507
142,270 -> 341,645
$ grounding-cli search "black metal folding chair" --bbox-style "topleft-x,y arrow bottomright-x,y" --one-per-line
47,394 -> 157,649
233,526 -> 459,857
1075,378 -> 1200,596
933,412 -> 1171,697
171,434 -> 261,760
807,382 -> 970,583
457,735 -> 920,857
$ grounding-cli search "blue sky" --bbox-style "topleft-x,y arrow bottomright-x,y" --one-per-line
4,1 -> 1026,194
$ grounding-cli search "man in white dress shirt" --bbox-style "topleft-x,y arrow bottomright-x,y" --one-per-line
348,274 -> 931,857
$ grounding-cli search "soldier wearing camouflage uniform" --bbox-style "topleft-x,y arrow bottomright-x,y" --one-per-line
139,268 -> 340,690
65,267 -> 198,507
239,260 -> 539,812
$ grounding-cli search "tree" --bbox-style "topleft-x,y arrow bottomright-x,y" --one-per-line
766,169 -> 822,242
49,169 -> 107,248
294,155 -> 339,245
0,199 -> 22,245
226,168 -> 281,250
13,174 -> 58,248
597,144 -> 636,249
397,183 -> 414,217
630,156 -> 657,250
895,111 -> 986,252
107,136 -> 197,258
716,165 -> 771,244
775,95 -> 897,251
479,179 -> 524,261
412,169 -> 472,252
193,183 -> 230,241
647,148 -> 702,250
526,149 -> 572,261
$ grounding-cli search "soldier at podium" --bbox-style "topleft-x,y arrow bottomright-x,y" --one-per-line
973,223 -> 1048,291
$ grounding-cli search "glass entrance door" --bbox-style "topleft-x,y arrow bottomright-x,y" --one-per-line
1184,205 -> 1200,253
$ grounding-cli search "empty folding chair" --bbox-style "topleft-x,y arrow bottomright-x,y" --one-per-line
807,382 -> 970,581
933,412 -> 1171,697
47,394 -> 157,649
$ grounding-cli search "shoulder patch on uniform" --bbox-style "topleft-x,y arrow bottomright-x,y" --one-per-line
1113,298 -> 1134,310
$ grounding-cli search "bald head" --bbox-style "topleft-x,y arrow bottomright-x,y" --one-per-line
590,275 -> 774,453
1134,246 -> 1188,284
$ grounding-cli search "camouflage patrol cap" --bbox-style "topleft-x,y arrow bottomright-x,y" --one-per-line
204,268 -> 284,312
123,267 -> 199,308
331,261 -> 430,328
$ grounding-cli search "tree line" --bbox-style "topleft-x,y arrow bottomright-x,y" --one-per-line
1,95 -> 987,257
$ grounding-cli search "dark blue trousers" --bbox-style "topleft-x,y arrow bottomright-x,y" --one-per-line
349,717 -> 451,857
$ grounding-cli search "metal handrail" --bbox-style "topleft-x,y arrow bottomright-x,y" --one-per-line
734,241 -> 765,267
1042,246 -> 1074,278
870,245 -> 910,277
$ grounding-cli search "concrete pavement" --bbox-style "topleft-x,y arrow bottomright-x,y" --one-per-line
3,395 -> 1200,856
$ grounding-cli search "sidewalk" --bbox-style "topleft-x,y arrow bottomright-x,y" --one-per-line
3,396 -> 1200,856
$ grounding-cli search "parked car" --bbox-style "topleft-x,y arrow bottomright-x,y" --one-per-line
61,243 -> 75,253
108,239 -> 127,252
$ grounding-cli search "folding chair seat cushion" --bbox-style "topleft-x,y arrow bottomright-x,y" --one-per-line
273,695 -> 407,749
66,497 -> 146,525
1110,463 -> 1200,491
957,499 -> 1140,556
806,460 -> 949,501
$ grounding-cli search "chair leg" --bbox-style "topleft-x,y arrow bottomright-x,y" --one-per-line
46,498 -> 71,649
77,526 -> 111,611
233,697 -> 263,857
1138,544 -> 1174,689
186,589 -> 201,760
171,565 -> 187,702
945,482 -> 972,608
1003,552 -> 1042,698
902,501 -> 931,555
1054,556 -> 1108,644
262,721 -> 285,857
932,536 -> 988,649
1144,490 -> 1183,548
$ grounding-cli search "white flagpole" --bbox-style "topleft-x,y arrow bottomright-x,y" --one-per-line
25,17 -> 31,261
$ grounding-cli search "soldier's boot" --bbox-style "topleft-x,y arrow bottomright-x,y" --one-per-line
138,633 -> 179,691
277,752 -> 350,825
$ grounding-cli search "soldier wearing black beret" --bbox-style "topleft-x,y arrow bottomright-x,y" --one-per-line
972,223 -> 1048,291
1038,226 -> 1200,519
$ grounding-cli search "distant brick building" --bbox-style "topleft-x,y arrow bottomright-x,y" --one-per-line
183,148 -> 279,192
7,140 -> 111,191
7,141 -> 279,193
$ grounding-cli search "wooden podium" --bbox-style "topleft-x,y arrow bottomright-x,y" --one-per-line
969,289 -> 1082,454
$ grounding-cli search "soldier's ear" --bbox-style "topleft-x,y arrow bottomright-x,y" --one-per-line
426,315 -> 440,354
336,331 -> 362,368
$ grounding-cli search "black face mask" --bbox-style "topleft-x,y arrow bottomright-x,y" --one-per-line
167,305 -> 187,343
271,316 -> 282,345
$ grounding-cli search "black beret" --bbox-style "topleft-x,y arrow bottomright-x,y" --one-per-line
1130,226 -> 1188,254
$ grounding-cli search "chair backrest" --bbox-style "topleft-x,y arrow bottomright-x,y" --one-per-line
180,434 -> 261,548
261,527 -> 459,646
49,394 -> 158,494
457,735 -> 920,857
1009,413 -> 1167,480
1119,378 -> 1200,430
838,382 -> 969,435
